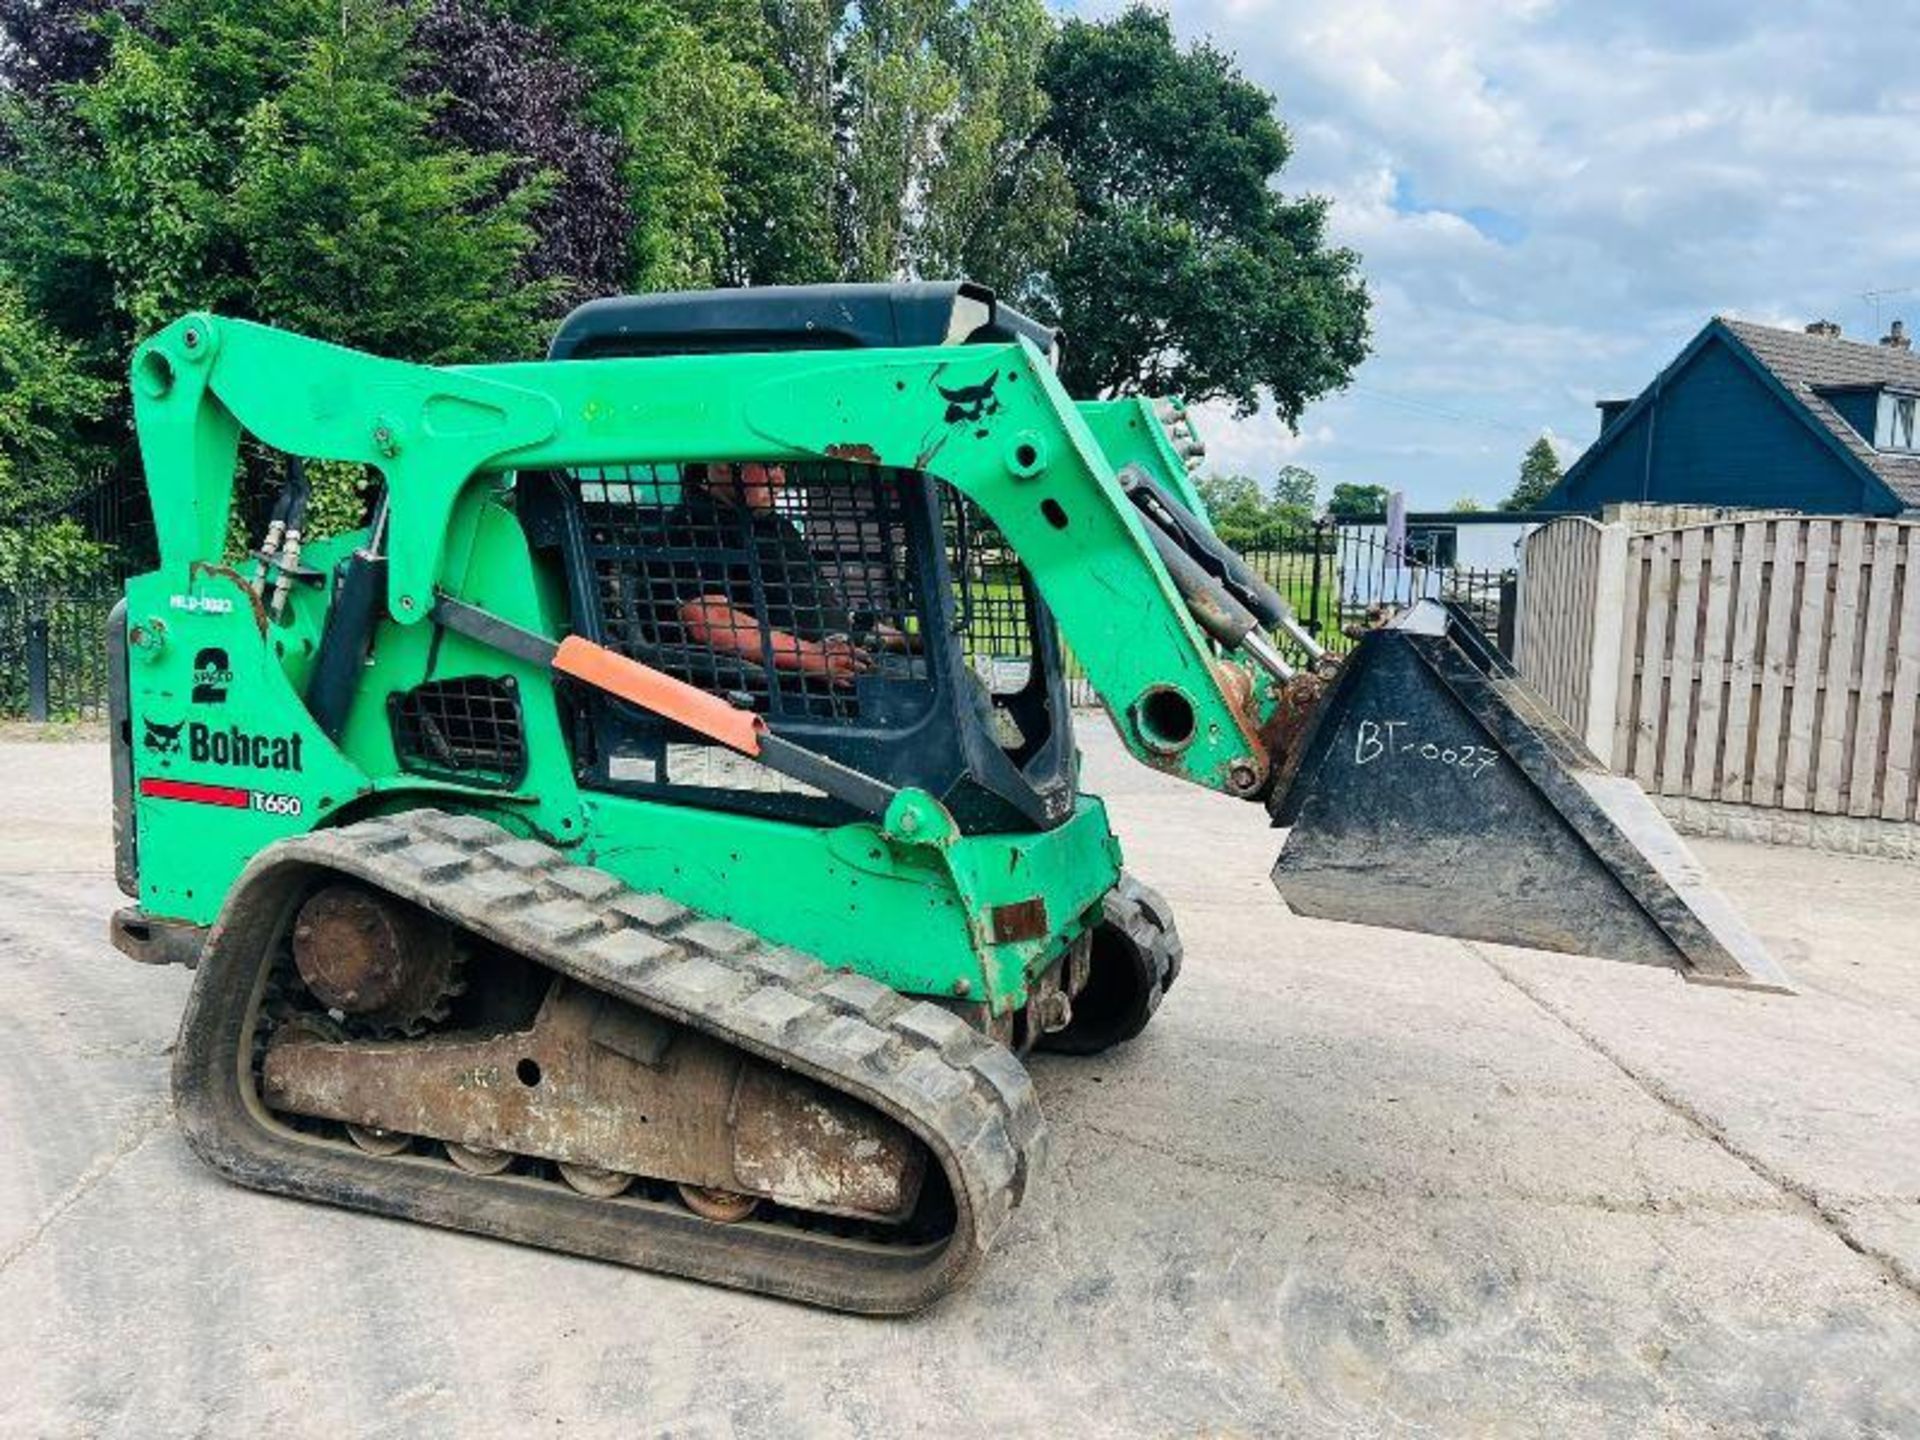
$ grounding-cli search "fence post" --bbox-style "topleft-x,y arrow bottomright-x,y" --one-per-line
1497,573 -> 1518,657
26,613 -> 50,723
1582,522 -> 1631,767
1306,520 -> 1326,635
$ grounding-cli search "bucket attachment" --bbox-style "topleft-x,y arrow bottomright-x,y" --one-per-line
1268,602 -> 1791,992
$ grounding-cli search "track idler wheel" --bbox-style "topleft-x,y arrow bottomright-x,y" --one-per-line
291,882 -> 460,1033
1040,873 -> 1183,1056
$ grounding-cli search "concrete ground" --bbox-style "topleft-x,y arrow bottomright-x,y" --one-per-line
3,729 -> 1918,1438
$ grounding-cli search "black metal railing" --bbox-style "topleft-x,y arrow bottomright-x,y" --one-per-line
1285,519 -> 1517,653
0,464 -> 147,723
1060,516 -> 1519,706
0,588 -> 117,722
2,465 -> 156,585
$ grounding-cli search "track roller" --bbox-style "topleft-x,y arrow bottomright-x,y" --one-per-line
559,1163 -> 633,1199
446,1143 -> 514,1175
678,1185 -> 761,1223
345,1124 -> 410,1156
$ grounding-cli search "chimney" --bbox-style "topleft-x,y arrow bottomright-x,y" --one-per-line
1882,319 -> 1912,351
1805,319 -> 1842,339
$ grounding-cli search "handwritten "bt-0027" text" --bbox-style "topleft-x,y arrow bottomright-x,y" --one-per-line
1353,719 -> 1498,778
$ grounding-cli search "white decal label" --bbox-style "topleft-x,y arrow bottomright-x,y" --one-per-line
169,594 -> 235,615
1353,718 -> 1498,778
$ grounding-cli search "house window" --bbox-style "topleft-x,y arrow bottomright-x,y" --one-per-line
1405,525 -> 1458,567
1878,392 -> 1918,452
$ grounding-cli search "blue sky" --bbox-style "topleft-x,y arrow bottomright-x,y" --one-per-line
1059,1 -> 1920,510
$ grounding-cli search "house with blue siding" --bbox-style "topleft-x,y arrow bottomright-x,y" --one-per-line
1545,317 -> 1920,516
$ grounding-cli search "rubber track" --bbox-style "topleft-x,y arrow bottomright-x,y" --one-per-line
172,808 -> 1047,1314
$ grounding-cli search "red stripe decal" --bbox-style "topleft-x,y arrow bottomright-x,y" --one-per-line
140,777 -> 251,809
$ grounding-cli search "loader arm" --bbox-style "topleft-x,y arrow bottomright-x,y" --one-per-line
1075,396 -> 1212,518
132,314 -> 1271,798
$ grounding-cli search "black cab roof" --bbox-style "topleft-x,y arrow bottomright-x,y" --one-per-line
547,281 -> 1062,365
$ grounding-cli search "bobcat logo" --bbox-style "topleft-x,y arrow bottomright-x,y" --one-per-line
938,373 -> 1001,426
143,718 -> 185,755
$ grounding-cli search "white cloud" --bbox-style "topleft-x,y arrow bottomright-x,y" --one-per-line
1191,398 -> 1333,477
1070,0 -> 1917,508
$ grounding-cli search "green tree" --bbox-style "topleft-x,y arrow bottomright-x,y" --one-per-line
0,516 -> 111,589
1196,474 -> 1258,510
761,0 -> 1072,288
228,19 -> 554,360
1036,7 -> 1368,419
1194,472 -> 1265,541
1451,495 -> 1484,513
2,0 -> 553,360
1327,482 -> 1388,520
0,0 -> 1382,587
1195,469 -> 1321,542
0,268 -> 112,523
0,0 -> 564,570
1260,464 -> 1317,534
520,0 -> 834,290
1504,436 -> 1563,511
1270,463 -> 1317,510
913,0 -> 1074,292
410,0 -> 630,303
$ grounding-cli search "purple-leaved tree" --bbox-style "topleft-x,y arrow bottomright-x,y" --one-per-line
409,0 -> 629,304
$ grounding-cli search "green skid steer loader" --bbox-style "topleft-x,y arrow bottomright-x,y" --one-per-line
107,283 -> 1787,1313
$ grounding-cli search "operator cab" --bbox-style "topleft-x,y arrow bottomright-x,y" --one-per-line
520,283 -> 1077,836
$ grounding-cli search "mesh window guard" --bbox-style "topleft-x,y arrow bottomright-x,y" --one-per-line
390,676 -> 526,786
572,461 -> 934,728
540,457 -> 1069,825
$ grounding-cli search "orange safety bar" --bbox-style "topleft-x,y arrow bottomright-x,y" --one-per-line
552,636 -> 765,756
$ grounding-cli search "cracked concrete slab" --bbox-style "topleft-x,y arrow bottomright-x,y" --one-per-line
2,731 -> 1917,1437
1475,858 -> 1920,1299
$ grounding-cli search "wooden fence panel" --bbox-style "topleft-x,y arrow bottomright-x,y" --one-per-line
1813,522 -> 1867,812
1515,517 -> 1603,732
1520,514 -> 1920,823
1689,524 -> 1737,800
1781,521 -> 1833,810
1718,520 -> 1768,800
1633,531 -> 1676,788
1610,524 -> 1645,774
1752,520 -> 1800,807
1849,524 -> 1901,816
1884,529 -> 1920,822
1660,528 -> 1706,794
